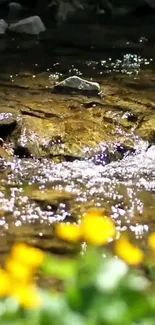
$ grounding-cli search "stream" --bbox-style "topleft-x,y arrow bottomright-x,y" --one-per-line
0,48 -> 155,260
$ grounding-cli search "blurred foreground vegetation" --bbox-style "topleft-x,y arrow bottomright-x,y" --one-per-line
1,209 -> 155,325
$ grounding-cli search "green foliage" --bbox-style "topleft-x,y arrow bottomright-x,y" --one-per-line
0,248 -> 155,325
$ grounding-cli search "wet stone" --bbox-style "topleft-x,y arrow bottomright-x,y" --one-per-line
26,188 -> 76,210
89,142 -> 135,166
135,116 -> 155,143
51,76 -> 102,97
0,113 -> 16,126
0,145 -> 13,161
9,16 -> 46,35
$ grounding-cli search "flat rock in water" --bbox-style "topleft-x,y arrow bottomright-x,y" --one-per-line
52,76 -> 101,97
9,16 -> 46,35
25,188 -> 76,208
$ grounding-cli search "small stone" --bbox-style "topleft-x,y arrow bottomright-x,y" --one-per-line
52,76 -> 101,97
0,19 -> 8,34
9,16 -> 46,35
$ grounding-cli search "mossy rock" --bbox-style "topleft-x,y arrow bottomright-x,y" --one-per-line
25,187 -> 76,208
136,116 -> 155,142
10,112 -> 136,159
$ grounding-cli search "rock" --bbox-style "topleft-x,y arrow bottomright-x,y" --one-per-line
26,188 -> 75,209
9,16 -> 46,35
52,76 -> 101,97
135,116 -> 155,143
0,145 -> 13,161
8,2 -> 22,22
56,0 -> 84,23
0,19 -> 8,34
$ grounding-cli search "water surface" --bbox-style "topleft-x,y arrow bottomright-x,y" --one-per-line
0,49 -> 155,259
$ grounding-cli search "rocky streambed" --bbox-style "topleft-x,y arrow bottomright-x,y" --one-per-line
0,51 -> 155,260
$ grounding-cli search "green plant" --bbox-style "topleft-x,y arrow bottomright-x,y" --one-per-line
0,247 -> 155,325
0,209 -> 155,325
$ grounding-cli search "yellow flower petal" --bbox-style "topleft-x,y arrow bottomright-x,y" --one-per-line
81,212 -> 116,246
56,223 -> 81,243
11,244 -> 44,269
148,233 -> 155,250
11,285 -> 42,309
5,258 -> 33,282
0,269 -> 10,297
115,237 -> 144,265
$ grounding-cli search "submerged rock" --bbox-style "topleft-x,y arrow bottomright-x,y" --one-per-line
26,188 -> 75,210
52,76 -> 101,97
0,19 -> 8,34
9,16 -> 46,35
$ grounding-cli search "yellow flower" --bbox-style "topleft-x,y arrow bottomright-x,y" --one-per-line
115,237 -> 144,265
5,258 -> 33,282
148,233 -> 155,250
11,244 -> 44,269
81,212 -> 116,246
56,209 -> 116,246
0,269 -> 10,297
0,244 -> 45,307
56,223 -> 81,243
11,285 -> 42,309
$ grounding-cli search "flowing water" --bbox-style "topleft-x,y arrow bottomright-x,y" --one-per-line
0,48 -> 155,259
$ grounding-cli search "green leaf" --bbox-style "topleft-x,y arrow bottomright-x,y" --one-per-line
146,265 -> 155,281
95,258 -> 128,292
38,291 -> 85,325
123,273 -> 149,292
100,299 -> 129,325
41,255 -> 76,280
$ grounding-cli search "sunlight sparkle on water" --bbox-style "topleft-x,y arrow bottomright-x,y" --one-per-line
0,138 -> 155,239
100,54 -> 153,75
